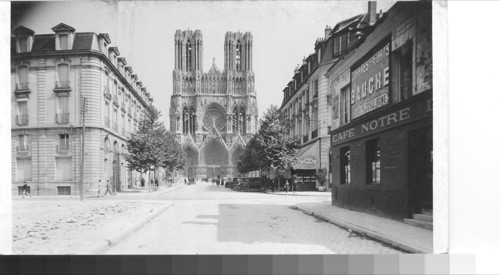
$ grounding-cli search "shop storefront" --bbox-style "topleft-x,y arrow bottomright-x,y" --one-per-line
291,140 -> 320,191
330,91 -> 432,221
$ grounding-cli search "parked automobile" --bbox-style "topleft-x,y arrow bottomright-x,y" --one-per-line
230,177 -> 263,191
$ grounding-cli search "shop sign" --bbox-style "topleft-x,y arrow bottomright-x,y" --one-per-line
331,94 -> 432,145
351,40 -> 391,119
297,155 -> 318,168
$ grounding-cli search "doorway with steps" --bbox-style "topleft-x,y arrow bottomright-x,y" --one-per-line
405,126 -> 433,230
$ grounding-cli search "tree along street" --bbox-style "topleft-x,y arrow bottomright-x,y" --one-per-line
102,182 -> 402,254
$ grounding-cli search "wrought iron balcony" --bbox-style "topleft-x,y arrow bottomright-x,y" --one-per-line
16,82 -> 29,91
105,117 -> 110,128
16,115 -> 29,126
56,144 -> 71,154
17,145 -> 30,152
55,113 -> 70,124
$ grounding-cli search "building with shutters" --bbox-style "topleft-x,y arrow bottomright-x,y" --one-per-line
169,30 -> 258,179
278,2 -> 383,191
10,23 -> 154,196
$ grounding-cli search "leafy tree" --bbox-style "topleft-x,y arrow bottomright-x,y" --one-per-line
124,106 -> 185,179
238,105 -> 299,173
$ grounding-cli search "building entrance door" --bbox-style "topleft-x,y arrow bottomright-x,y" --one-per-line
407,127 -> 433,216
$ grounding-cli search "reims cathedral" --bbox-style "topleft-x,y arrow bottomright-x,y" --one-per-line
169,30 -> 258,178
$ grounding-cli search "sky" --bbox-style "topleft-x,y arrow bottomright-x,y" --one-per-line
11,0 -> 396,127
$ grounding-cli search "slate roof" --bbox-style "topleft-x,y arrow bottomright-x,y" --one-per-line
16,32 -> 95,52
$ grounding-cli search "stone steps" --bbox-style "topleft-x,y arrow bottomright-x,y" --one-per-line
404,209 -> 433,230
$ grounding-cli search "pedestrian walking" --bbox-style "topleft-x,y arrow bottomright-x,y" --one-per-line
141,178 -> 145,187
291,175 -> 298,195
285,180 -> 290,196
97,179 -> 103,197
104,180 -> 113,196
21,181 -> 31,198
155,178 -> 159,190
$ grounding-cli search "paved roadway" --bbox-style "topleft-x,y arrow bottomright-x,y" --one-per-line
102,182 -> 402,254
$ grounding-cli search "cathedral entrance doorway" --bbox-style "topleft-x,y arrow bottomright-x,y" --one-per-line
206,166 -> 222,179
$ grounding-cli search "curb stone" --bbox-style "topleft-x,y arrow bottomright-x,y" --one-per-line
89,203 -> 172,254
290,205 -> 431,254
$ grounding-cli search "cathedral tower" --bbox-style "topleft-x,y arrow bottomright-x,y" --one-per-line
170,30 -> 258,179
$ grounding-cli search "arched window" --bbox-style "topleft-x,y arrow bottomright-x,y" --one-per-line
239,107 -> 245,134
182,107 -> 189,134
189,108 -> 196,134
113,141 -> 119,155
186,41 -> 192,71
235,41 -> 241,71
104,137 -> 111,153
232,107 -> 239,133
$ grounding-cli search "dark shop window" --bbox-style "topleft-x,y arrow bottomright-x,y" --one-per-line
340,146 -> 350,185
366,139 -> 381,184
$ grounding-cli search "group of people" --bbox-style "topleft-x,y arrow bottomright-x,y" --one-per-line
97,179 -> 115,197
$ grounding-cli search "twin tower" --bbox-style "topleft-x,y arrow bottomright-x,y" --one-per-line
169,30 -> 258,179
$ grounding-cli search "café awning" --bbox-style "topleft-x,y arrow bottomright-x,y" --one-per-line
292,140 -> 320,170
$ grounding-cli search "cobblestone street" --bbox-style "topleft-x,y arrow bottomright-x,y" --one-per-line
103,182 -> 402,254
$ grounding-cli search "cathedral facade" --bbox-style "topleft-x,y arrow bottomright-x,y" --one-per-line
169,30 -> 258,178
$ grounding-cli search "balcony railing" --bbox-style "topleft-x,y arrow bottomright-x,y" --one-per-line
113,123 -> 118,132
16,82 -> 29,90
311,129 -> 318,139
55,81 -> 70,89
16,115 -> 29,126
17,145 -> 30,152
105,117 -> 110,128
55,113 -> 70,124
56,144 -> 71,154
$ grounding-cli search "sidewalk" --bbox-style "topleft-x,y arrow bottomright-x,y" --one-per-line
291,202 -> 433,253
113,183 -> 186,197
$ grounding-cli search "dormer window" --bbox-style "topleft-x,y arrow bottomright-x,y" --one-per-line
52,23 -> 75,51
13,26 -> 35,53
334,33 -> 348,56
19,37 -> 28,52
59,34 -> 69,50
317,48 -> 322,64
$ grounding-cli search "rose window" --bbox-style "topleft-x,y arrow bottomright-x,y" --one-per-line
203,108 -> 226,131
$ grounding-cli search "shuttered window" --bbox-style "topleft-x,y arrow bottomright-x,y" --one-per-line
17,101 -> 28,116
57,96 -> 69,114
57,64 -> 69,83
56,157 -> 72,181
17,158 -> 32,181
18,66 -> 28,84
18,135 -> 30,151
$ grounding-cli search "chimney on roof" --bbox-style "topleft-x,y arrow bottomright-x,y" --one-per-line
325,25 -> 332,39
368,1 -> 377,26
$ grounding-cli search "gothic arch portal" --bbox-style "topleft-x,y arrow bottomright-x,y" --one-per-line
184,146 -> 199,166
203,138 -> 228,166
